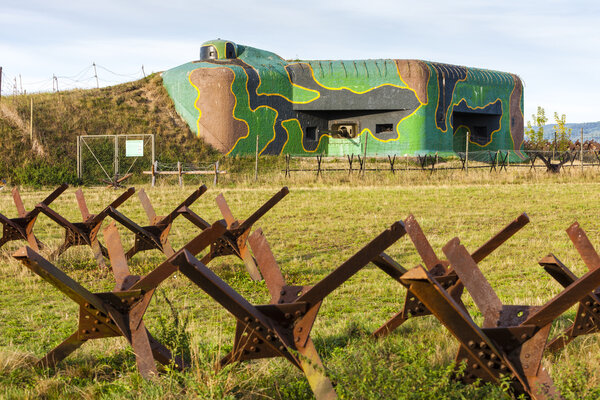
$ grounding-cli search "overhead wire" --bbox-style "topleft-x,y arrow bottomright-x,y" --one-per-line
56,65 -> 94,81
1,63 -> 147,95
96,64 -> 144,79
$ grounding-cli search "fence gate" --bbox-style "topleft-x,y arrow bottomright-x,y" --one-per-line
76,134 -> 155,184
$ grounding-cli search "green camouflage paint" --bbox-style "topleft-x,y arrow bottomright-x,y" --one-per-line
162,40 -> 524,159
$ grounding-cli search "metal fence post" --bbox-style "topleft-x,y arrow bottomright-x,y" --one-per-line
581,128 -> 584,174
465,131 -> 470,174
76,136 -> 81,179
114,135 -> 119,178
177,161 -> 182,187
151,160 -> 157,187
255,135 -> 259,181
214,161 -> 219,186
362,132 -> 368,175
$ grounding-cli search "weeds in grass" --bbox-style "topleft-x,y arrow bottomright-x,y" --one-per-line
2,184 -> 600,398
155,291 -> 192,365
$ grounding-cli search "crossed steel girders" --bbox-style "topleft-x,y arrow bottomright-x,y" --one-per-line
373,213 -> 530,338
400,230 -> 600,399
11,218 -> 227,379
37,187 -> 135,268
178,187 -> 289,281
107,186 -> 207,260
540,222 -> 600,352
172,221 -> 406,400
0,184 -> 67,251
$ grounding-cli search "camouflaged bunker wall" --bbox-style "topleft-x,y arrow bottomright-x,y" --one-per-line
162,40 -> 524,158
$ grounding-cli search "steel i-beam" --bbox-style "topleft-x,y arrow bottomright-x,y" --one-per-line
372,213 -> 530,337
178,187 -> 289,281
37,187 -> 135,267
172,221 -> 406,399
12,218 -> 227,378
400,225 -> 600,399
0,184 -> 68,251
107,186 -> 207,260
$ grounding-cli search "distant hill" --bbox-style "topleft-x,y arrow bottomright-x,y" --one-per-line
532,121 -> 600,141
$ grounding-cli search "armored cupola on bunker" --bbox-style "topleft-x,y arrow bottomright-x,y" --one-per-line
162,39 -> 524,158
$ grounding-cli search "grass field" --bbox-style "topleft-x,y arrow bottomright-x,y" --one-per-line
2,175 -> 600,399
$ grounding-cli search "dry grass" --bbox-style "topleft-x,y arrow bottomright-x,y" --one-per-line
1,180 -> 600,398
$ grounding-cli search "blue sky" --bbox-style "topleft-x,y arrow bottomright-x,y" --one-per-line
2,0 -> 599,123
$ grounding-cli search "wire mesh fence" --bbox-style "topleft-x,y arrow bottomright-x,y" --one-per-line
144,160 -> 225,187
281,150 -> 600,177
78,135 -> 155,186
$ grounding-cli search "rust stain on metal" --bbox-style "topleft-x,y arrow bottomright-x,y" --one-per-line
9,183 -> 600,399
0,184 -> 67,251
38,187 -> 134,268
373,213 -> 529,338
10,218 -> 227,379
179,187 -> 289,281
107,186 -> 207,260
173,221 -> 405,399
397,218 -> 600,399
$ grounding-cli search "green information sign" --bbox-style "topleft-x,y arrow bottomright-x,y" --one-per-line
126,140 -> 144,157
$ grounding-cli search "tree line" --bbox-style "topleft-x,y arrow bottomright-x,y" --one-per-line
524,107 -> 575,151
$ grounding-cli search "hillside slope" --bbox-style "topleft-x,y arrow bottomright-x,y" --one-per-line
0,74 -> 219,185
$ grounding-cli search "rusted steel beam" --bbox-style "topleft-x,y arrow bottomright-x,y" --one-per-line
11,218 -> 227,378
178,187 -> 289,281
540,222 -> 600,352
373,213 -> 529,338
566,222 -> 600,270
539,254 -> 600,352
103,173 -> 133,189
107,186 -> 207,260
401,225 -> 600,399
129,220 -> 228,293
444,237 -> 503,326
0,184 -> 67,251
37,187 -> 135,268
401,272 -> 525,396
173,221 -> 404,400
470,213 -> 530,263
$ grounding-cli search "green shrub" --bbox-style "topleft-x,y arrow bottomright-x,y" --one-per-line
13,160 -> 79,188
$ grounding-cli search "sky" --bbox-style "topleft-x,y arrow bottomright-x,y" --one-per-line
2,0 -> 599,123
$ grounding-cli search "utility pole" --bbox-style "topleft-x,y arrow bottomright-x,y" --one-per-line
53,75 -> 59,92
93,62 -> 99,89
0,66 -> 3,102
19,74 -> 22,94
141,65 -> 146,78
